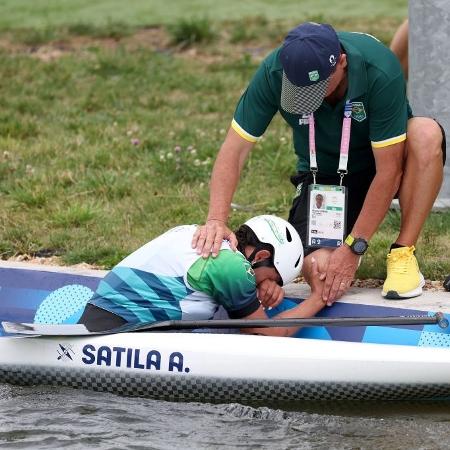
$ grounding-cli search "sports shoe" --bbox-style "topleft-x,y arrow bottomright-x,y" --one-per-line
382,246 -> 425,299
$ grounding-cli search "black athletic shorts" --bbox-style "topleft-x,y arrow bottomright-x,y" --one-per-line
288,120 -> 446,257
78,303 -> 127,332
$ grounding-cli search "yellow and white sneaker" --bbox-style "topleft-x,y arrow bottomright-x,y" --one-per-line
382,246 -> 425,299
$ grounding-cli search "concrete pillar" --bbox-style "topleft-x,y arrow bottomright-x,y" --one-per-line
409,0 -> 450,208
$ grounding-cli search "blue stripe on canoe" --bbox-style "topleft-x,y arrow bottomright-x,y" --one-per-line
363,326 -> 421,346
418,331 -> 450,347
0,268 -> 101,291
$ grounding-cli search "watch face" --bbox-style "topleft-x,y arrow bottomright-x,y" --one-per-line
353,240 -> 367,255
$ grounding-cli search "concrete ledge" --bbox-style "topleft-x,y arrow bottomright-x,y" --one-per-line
285,282 -> 450,313
0,260 -> 107,277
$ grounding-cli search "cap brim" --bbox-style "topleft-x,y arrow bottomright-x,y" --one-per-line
281,72 -> 330,115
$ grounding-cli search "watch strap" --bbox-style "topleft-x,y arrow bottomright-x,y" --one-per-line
345,234 -> 368,255
344,234 -> 355,247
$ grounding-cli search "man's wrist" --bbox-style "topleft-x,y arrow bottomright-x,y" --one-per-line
344,234 -> 369,255
207,218 -> 226,223
310,291 -> 324,304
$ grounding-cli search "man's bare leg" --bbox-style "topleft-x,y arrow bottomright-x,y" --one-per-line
396,117 -> 443,246
382,117 -> 444,299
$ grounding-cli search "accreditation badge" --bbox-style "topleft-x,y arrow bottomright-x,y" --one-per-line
307,184 -> 347,248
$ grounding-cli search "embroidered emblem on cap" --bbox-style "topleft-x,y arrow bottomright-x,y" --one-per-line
308,70 -> 320,82
279,22 -> 341,115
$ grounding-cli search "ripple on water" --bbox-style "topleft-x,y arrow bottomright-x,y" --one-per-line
0,385 -> 449,449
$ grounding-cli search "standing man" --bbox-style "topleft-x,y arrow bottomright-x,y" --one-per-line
390,19 -> 409,80
192,22 -> 445,303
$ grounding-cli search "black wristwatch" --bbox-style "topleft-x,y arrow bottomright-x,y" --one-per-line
344,234 -> 369,255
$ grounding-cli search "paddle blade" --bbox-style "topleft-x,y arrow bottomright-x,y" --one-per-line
2,322 -> 90,336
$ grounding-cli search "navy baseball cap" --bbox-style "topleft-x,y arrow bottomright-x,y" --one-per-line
280,22 -> 341,115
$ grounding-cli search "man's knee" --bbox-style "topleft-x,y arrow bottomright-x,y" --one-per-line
406,118 -> 444,166
302,248 -> 332,279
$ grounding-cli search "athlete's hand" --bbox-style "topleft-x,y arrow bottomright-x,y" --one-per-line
322,245 -> 358,306
191,219 -> 238,258
257,279 -> 284,309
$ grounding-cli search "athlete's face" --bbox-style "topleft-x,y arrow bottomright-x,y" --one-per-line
325,53 -> 347,97
253,265 -> 282,286
245,246 -> 282,286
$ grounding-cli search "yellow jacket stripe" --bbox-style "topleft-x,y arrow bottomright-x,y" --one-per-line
231,119 -> 260,143
371,133 -> 406,149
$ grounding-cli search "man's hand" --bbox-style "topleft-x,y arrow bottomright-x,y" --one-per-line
322,245 -> 359,306
191,219 -> 238,258
257,279 -> 284,309
308,257 -> 325,300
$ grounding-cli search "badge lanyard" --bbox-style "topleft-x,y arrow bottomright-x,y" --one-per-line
306,100 -> 352,248
308,100 -> 353,184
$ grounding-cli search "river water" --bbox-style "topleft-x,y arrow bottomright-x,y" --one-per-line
0,384 -> 449,449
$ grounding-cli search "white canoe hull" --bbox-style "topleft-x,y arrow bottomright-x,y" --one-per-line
1,332 -> 449,402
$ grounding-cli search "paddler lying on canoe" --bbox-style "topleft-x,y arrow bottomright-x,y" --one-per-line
77,215 -> 325,335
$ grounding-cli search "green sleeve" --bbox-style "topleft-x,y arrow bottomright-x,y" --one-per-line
368,72 -> 408,147
232,50 -> 281,141
187,250 -> 260,318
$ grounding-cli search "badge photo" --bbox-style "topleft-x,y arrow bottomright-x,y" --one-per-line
307,184 -> 347,248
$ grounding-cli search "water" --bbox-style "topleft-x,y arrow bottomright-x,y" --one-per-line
0,385 -> 449,449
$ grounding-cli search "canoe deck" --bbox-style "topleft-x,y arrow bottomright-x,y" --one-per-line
0,262 -> 449,403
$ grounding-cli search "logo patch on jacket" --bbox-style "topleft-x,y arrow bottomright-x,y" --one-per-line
299,114 -> 309,126
295,182 -> 303,198
351,102 -> 367,122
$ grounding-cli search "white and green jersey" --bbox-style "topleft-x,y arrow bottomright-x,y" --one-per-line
88,225 -> 260,324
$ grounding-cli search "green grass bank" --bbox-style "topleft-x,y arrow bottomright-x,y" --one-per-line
1,1 -> 448,281
0,0 -> 408,30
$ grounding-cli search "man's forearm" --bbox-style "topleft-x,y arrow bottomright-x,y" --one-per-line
207,153 -> 241,222
207,128 -> 254,222
351,171 -> 401,240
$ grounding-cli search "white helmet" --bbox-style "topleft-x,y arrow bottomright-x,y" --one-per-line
244,215 -> 303,285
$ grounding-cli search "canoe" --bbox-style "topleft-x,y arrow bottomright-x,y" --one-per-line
0,262 -> 449,403
1,330 -> 450,402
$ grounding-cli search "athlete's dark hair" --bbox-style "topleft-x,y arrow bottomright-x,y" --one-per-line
235,224 -> 274,262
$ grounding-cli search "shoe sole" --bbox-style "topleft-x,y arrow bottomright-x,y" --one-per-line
382,273 -> 425,300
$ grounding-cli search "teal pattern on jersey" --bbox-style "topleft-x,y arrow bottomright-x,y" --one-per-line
112,267 -> 185,320
93,279 -> 156,323
89,267 -> 187,323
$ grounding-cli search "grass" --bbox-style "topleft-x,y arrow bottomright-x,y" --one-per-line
358,211 -> 450,280
168,17 -> 215,47
0,3 -> 448,280
0,0 -> 408,30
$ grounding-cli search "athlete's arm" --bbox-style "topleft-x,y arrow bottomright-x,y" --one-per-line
242,258 -> 325,336
322,141 -> 404,304
191,128 -> 255,257
256,279 -> 285,309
